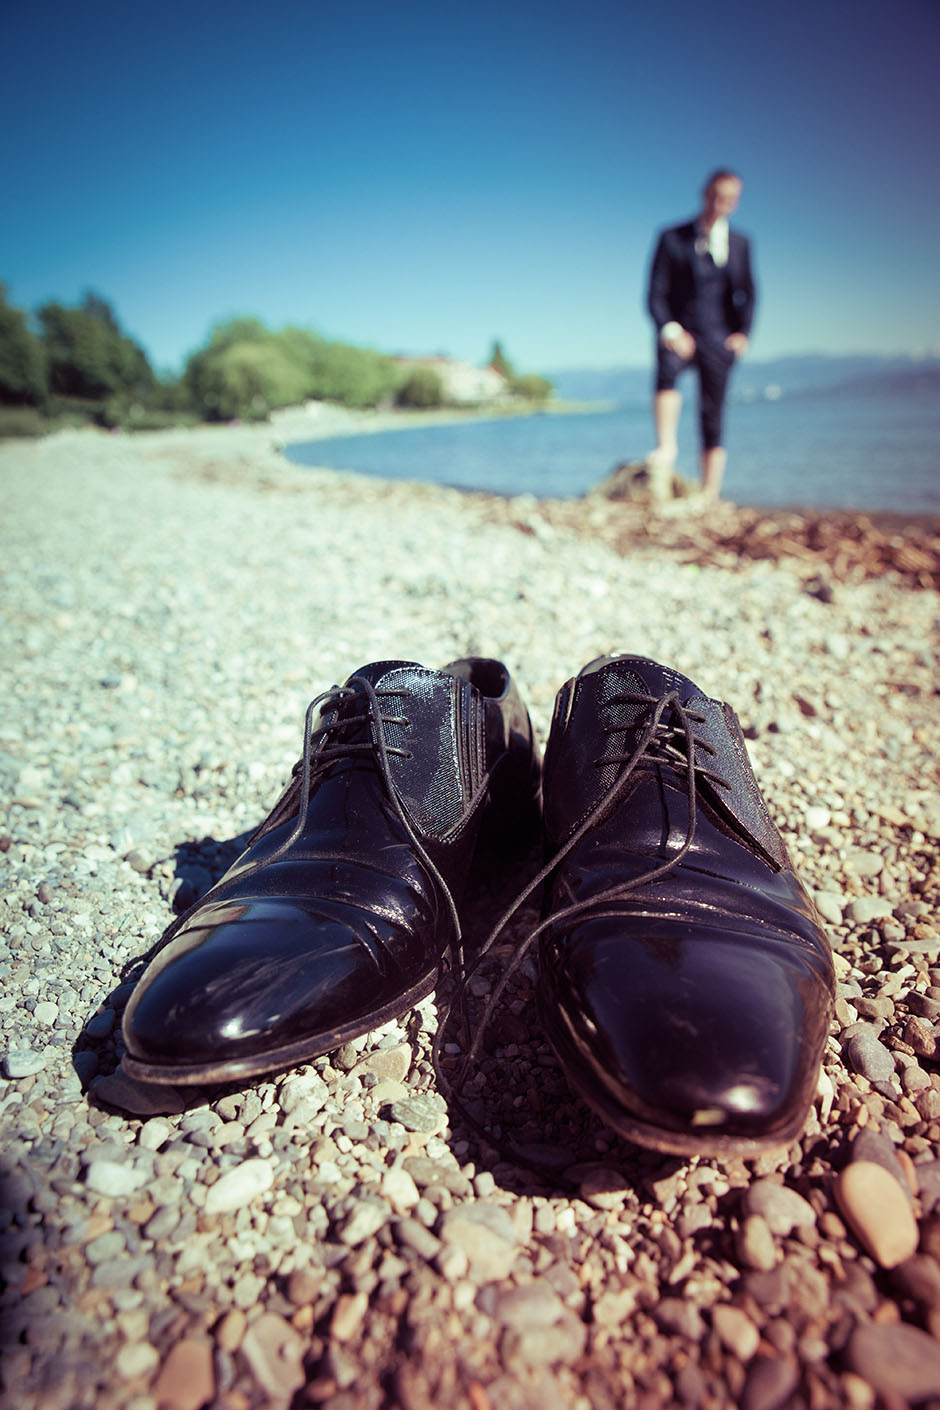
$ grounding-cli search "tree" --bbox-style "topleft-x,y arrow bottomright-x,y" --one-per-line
38,293 -> 155,401
395,366 -> 445,408
509,373 -> 553,403
487,340 -> 516,379
0,285 -> 47,406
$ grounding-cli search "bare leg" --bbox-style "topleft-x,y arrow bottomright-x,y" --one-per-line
652,389 -> 681,464
700,446 -> 726,501
647,390 -> 682,500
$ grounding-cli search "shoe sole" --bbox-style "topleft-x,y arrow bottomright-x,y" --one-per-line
121,965 -> 439,1087
537,986 -> 804,1159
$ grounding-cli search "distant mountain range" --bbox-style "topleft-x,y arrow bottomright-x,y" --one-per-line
544,353 -> 940,406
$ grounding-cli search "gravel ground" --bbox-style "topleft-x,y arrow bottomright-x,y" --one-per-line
2,411 -> 940,1410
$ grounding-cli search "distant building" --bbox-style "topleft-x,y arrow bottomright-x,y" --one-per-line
394,356 -> 507,404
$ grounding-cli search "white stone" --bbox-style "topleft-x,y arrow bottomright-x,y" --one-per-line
85,1159 -> 147,1197
3,1049 -> 46,1079
138,1118 -> 173,1151
116,1342 -> 160,1380
381,1166 -> 420,1212
204,1159 -> 274,1214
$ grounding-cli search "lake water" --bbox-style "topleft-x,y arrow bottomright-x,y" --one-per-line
285,380 -> 940,515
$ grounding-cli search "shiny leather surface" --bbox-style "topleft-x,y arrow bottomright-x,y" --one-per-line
539,655 -> 834,1153
123,657 -> 539,1083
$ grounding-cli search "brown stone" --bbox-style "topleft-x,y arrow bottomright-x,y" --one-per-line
835,1161 -> 919,1268
847,1322 -> 940,1402
151,1338 -> 214,1410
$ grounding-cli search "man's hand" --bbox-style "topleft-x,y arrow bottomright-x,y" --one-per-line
724,333 -> 749,356
664,327 -> 696,359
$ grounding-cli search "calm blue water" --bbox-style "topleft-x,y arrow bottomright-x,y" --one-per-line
285,382 -> 940,515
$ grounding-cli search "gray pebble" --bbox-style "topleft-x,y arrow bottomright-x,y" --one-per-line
846,896 -> 894,925
844,1027 -> 896,1083
743,1180 -> 816,1237
3,1049 -> 46,1079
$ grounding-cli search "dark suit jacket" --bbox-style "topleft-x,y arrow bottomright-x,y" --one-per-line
647,220 -> 756,338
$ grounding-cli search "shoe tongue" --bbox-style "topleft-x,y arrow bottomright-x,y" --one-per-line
579,655 -> 698,704
343,660 -> 424,690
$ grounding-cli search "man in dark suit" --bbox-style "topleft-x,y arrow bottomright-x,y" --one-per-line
646,170 -> 756,502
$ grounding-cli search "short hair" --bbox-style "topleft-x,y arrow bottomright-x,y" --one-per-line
704,168 -> 741,189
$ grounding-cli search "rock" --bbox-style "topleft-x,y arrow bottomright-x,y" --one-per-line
385,1092 -> 446,1133
904,1014 -> 938,1059
33,1001 -> 59,1026
736,1215 -> 776,1272
395,1217 -> 442,1261
814,891 -> 845,925
908,992 -> 940,1021
845,896 -> 893,925
742,1354 -> 799,1410
204,1159 -> 274,1213
331,1291 -> 369,1342
844,1028 -> 896,1084
835,1161 -> 919,1268
845,850 -> 884,878
216,1307 -> 247,1353
241,1313 -> 306,1400
3,1049 -> 46,1079
712,1304 -> 760,1361
438,1203 -> 519,1282
655,1297 -> 705,1340
115,1341 -> 160,1379
138,1117 -> 173,1151
85,1160 -> 147,1197
381,1166 -> 420,1213
286,1268 -> 321,1306
278,1071 -> 328,1114
743,1180 -> 816,1237
846,1322 -> 940,1403
338,1198 -> 387,1246
852,1129 -> 914,1195
150,1338 -> 214,1410
494,1283 -> 565,1331
568,1163 -> 632,1211
352,1044 -> 412,1083
806,807 -> 832,831
891,1255 -> 940,1311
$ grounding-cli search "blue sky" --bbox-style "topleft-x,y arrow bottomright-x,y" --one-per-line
3,0 -> 939,374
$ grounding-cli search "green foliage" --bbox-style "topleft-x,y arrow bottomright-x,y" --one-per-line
488,339 -> 515,379
395,366 -> 445,408
0,285 -> 47,406
183,317 -> 401,420
307,340 -> 401,408
38,292 -> 155,401
184,329 -> 314,421
509,373 -> 553,402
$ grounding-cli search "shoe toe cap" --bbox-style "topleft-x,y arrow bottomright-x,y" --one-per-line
122,895 -> 419,1075
542,921 -> 833,1145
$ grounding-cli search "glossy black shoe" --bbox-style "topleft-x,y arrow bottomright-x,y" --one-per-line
122,658 -> 540,1085
537,655 -> 834,1156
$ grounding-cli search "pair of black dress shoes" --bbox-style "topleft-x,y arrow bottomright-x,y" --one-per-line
122,655 -> 834,1157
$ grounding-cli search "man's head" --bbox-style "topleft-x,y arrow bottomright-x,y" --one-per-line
701,170 -> 742,226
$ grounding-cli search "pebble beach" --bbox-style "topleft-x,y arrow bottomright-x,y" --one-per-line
2,405 -> 940,1410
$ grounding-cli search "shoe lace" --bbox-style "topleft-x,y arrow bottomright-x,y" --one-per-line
123,676 -> 463,982
432,687 -> 730,1170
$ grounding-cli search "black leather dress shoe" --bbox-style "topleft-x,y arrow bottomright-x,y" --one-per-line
122,658 -> 539,1085
537,655 -> 834,1156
